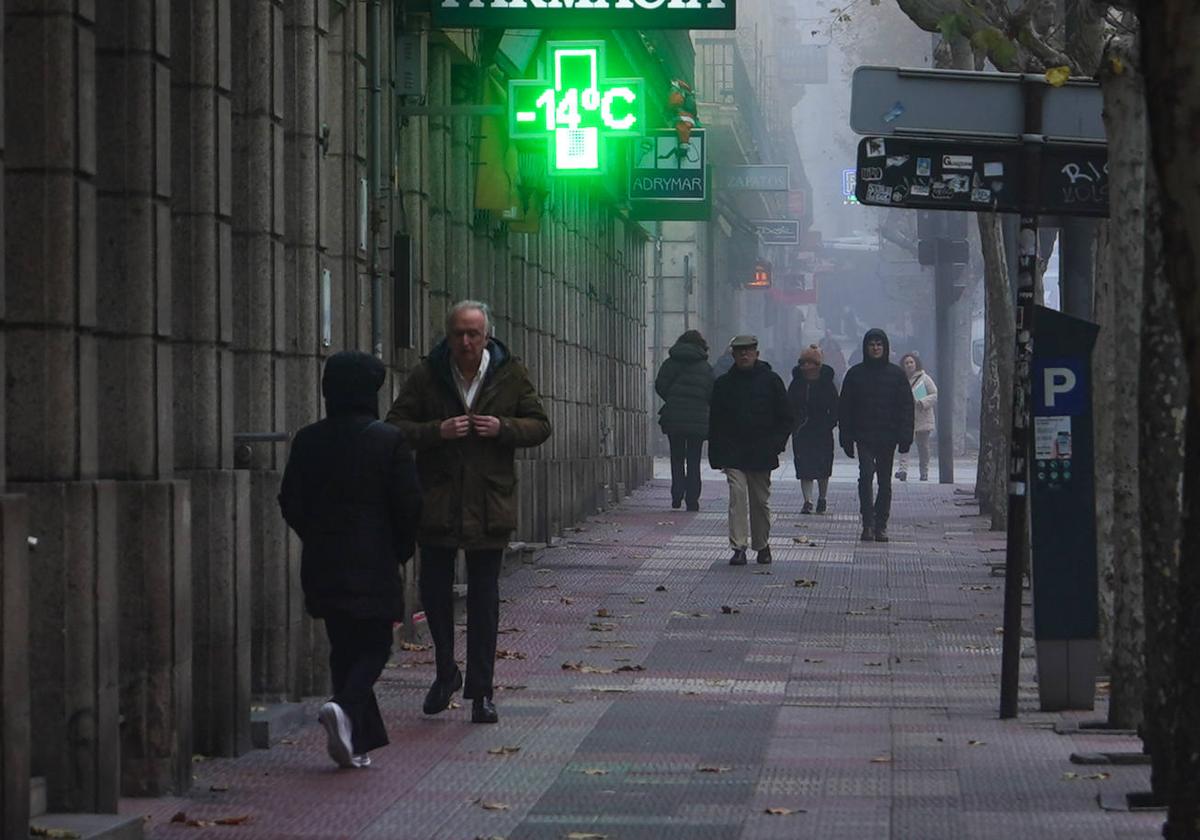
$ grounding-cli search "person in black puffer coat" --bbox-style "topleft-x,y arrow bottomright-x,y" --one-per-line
655,330 -> 715,511
788,344 -> 839,515
838,328 -> 914,542
709,335 -> 795,566
279,351 -> 423,768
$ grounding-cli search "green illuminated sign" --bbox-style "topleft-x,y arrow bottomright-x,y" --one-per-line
508,41 -> 645,175
435,0 -> 736,30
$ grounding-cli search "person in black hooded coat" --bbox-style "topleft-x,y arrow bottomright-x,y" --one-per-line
788,344 -> 839,514
838,328 -> 914,542
654,330 -> 715,510
279,351 -> 422,769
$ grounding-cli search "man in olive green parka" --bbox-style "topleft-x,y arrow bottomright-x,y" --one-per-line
387,301 -> 551,724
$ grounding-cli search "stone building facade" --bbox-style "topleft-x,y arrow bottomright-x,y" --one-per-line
0,0 -> 654,826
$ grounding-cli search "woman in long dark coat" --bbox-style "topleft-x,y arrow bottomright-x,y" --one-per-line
788,344 -> 839,514
654,330 -> 715,511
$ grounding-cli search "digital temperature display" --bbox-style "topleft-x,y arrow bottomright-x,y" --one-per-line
508,41 -> 645,174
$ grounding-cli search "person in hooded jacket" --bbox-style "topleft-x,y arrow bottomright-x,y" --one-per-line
708,335 -> 795,566
655,330 -> 715,511
387,301 -> 551,725
788,344 -> 839,514
838,328 -> 914,542
279,350 -> 423,769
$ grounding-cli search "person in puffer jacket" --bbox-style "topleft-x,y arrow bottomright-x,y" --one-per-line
837,328 -> 914,543
655,330 -> 715,511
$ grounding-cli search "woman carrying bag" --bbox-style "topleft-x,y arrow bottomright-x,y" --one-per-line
896,352 -> 938,481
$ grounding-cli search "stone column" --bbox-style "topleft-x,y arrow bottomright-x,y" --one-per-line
232,0 -> 304,702
172,0 -> 253,758
5,1 -> 123,813
95,0 -> 193,796
0,496 -> 29,840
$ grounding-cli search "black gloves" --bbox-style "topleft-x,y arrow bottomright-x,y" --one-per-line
898,444 -> 911,454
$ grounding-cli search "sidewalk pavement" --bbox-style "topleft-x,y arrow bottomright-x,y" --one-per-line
121,461 -> 1161,839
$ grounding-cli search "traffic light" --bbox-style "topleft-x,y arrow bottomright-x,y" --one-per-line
747,259 -> 772,288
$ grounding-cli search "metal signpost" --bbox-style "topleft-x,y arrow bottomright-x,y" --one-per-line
850,67 -> 1108,719
433,0 -> 737,30
508,41 -> 645,175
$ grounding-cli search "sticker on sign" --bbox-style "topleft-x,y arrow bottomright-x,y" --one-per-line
942,155 -> 973,170
865,183 -> 892,203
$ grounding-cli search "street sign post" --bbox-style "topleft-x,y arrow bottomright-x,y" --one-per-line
854,136 -> 1108,217
751,219 -> 801,245
509,41 -> 644,175
850,66 -> 1104,141
715,165 -> 790,192
850,67 -> 1109,720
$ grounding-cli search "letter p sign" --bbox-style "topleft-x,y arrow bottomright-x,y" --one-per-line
1043,368 -> 1077,409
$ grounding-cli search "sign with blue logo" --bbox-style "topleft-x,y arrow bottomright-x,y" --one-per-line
842,167 -> 856,199
1032,356 -> 1088,417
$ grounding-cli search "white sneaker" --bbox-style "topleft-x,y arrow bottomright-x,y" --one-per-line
351,754 -> 371,768
318,702 -> 354,769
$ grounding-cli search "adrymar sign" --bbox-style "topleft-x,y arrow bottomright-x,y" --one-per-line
434,0 -> 736,30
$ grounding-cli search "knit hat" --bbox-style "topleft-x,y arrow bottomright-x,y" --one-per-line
799,344 -> 823,366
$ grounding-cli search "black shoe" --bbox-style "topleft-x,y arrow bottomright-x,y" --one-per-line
815,498 -> 827,514
686,502 -> 700,512
729,549 -> 748,566
671,499 -> 682,510
874,528 -> 889,543
860,527 -> 874,542
472,697 -> 498,724
422,669 -> 463,715
895,470 -> 907,482
920,473 -> 929,482
801,502 -> 813,514
755,547 -> 772,565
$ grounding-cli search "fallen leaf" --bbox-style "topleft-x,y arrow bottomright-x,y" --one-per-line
593,687 -> 631,693
698,765 -> 732,773
631,597 -> 647,604
449,701 -> 462,710
791,537 -> 818,546
560,596 -> 576,605
580,767 -> 609,776
487,745 -> 522,756
498,627 -> 522,635
864,661 -> 884,667
474,835 -> 507,840
495,684 -> 527,692
535,568 -> 553,574
1085,772 -> 1112,781
496,649 -> 526,660
1062,772 -> 1080,780
615,664 -> 645,673
209,783 -> 230,792
279,738 -> 297,745
589,622 -> 617,632
399,641 -> 431,652
566,833 -> 609,840
559,698 -> 575,704
793,579 -> 818,588
655,585 -> 668,592
764,807 -> 805,815
752,569 -> 773,576
1045,65 -> 1071,87
562,661 -> 584,672
720,605 -> 740,614
478,800 -> 511,811
802,657 -> 825,664
595,608 -> 611,618
870,755 -> 892,764
656,520 -> 675,526
967,739 -> 986,747
536,583 -> 559,590
216,815 -> 253,826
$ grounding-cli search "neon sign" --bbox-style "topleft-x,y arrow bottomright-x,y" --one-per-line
508,41 -> 645,175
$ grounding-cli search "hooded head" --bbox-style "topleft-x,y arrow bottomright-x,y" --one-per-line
322,351 -> 386,417
862,328 -> 890,366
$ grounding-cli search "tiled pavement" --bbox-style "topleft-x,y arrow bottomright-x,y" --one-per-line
121,457 -> 1162,839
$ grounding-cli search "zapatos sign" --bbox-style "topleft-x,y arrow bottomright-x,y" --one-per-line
433,0 -> 736,30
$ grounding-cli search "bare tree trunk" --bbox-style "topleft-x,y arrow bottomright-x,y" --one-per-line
978,213 -> 1012,531
1101,35 -> 1146,730
1140,141 -> 1184,805
1140,3 -> 1200,834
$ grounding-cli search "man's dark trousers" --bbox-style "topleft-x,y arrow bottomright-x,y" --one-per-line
324,611 -> 393,754
420,546 -> 503,699
857,442 -> 896,528
668,434 -> 704,506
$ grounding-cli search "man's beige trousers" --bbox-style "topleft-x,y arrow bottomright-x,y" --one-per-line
724,468 -> 772,550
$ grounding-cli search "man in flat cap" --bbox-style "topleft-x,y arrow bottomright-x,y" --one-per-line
707,335 -> 794,565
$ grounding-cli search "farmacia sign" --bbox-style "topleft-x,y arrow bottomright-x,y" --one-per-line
433,0 -> 735,30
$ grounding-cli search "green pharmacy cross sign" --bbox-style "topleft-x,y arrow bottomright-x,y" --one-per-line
508,41 -> 645,175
